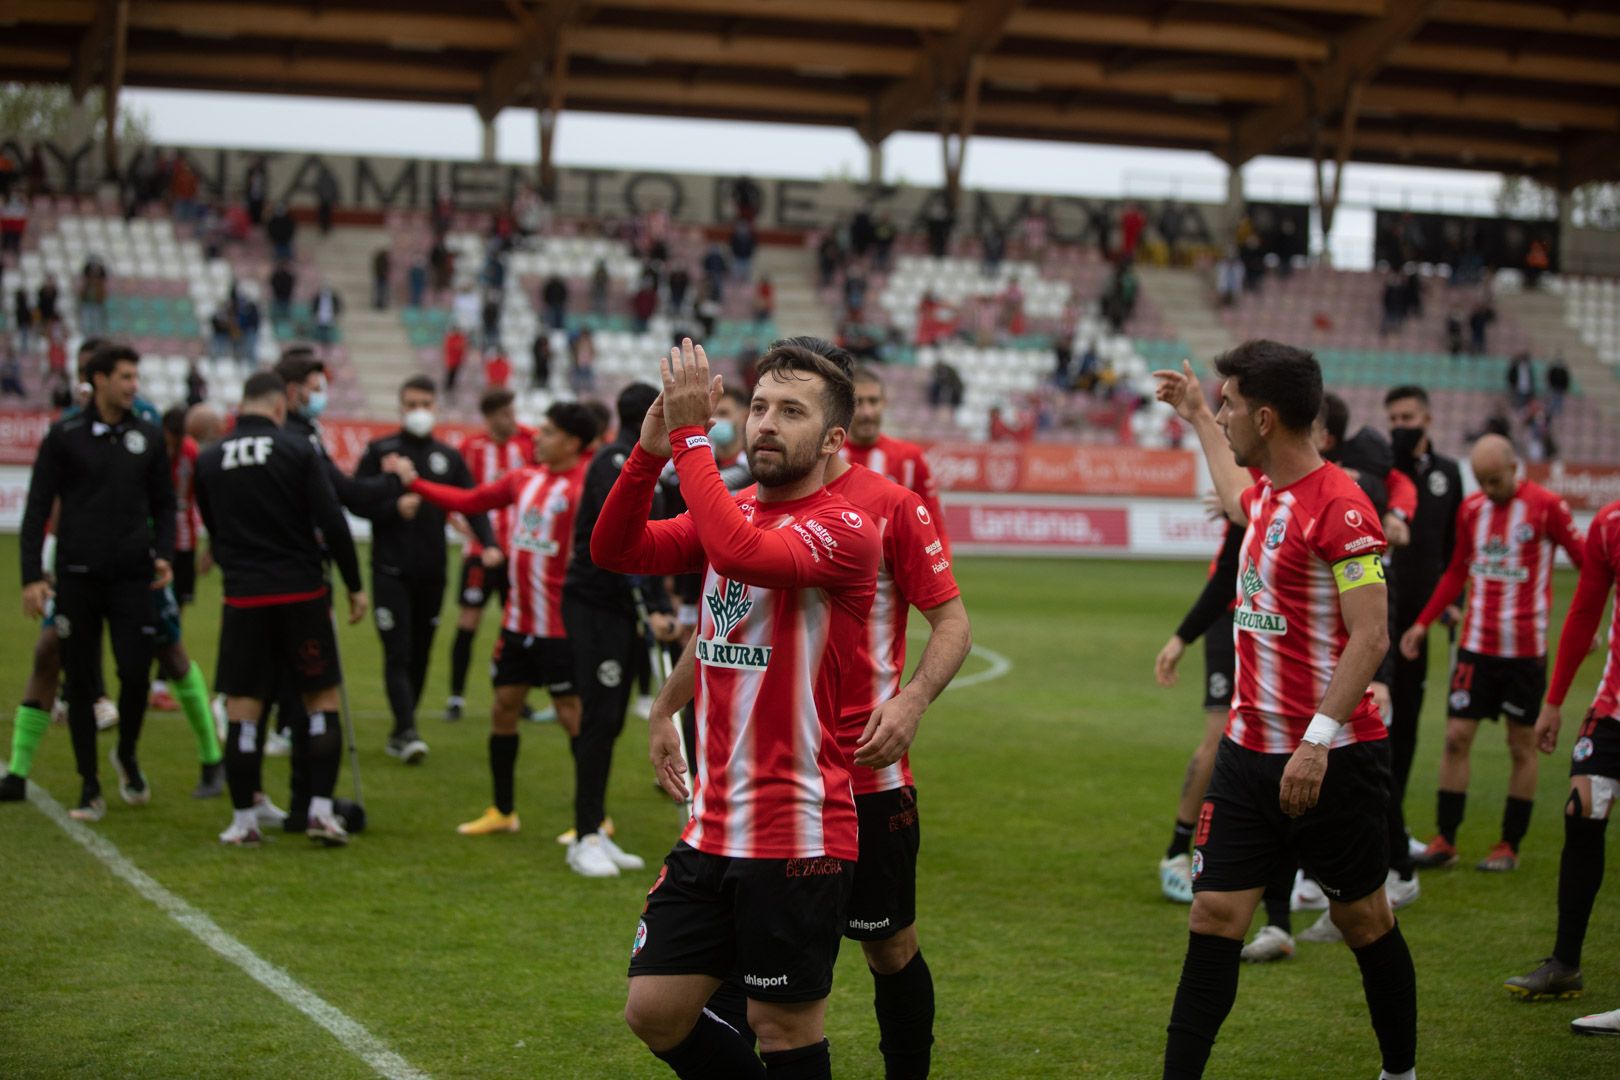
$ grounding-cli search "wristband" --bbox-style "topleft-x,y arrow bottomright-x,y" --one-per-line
1301,711 -> 1340,747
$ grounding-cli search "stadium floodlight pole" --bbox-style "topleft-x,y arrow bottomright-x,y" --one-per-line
631,581 -> 691,822
329,610 -> 365,809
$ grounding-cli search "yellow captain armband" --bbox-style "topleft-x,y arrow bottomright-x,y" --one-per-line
1332,553 -> 1385,593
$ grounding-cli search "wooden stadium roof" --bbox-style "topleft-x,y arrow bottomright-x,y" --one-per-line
4,0 -> 1620,187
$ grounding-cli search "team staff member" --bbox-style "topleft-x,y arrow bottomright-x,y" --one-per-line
558,384 -> 680,867
1400,435 -> 1583,871
355,375 -> 493,764
842,366 -> 948,553
1504,499 -> 1620,1033
445,388 -> 534,723
596,340 -> 879,1080
1156,344 -> 1415,1080
195,371 -> 368,847
19,343 -> 175,821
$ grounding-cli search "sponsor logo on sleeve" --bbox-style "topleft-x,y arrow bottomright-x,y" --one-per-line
931,558 -> 950,575
1345,508 -> 1364,528
841,510 -> 864,529
789,525 -> 821,562
801,518 -> 839,551
1342,534 -> 1383,554
916,504 -> 931,525
925,539 -> 943,556
684,434 -> 711,450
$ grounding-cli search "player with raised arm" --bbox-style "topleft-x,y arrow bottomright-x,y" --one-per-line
1155,342 -> 1415,1080
1502,498 -> 1620,1033
1399,434 -> 1584,871
593,339 -> 879,1080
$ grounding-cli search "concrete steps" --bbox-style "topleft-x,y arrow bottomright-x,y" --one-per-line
1499,288 -> 1620,417
1136,266 -> 1235,366
304,227 -> 419,415
756,245 -> 836,344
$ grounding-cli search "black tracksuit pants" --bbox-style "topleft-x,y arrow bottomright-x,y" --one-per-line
56,572 -> 155,788
373,570 -> 445,737
565,597 -> 639,838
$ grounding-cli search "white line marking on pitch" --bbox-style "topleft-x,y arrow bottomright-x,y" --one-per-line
26,782 -> 431,1080
904,628 -> 1013,691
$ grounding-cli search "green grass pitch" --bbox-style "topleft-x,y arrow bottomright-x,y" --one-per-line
1,537 -> 1616,1078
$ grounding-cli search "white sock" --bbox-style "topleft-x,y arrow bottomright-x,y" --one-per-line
151,679 -> 168,694
1380,1069 -> 1416,1080
448,695 -> 464,707
309,796 -> 334,823
233,808 -> 258,831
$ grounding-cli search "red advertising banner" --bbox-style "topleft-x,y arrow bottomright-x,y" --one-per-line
1525,462 -> 1620,512
0,412 -> 56,466
943,499 -> 1131,550
923,441 -> 1199,497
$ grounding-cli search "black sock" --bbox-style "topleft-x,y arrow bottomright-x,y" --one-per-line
305,712 -> 341,801
1352,922 -> 1417,1076
1262,864 -> 1294,934
1554,815 -> 1608,968
872,951 -> 934,1080
449,628 -> 475,698
224,721 -> 261,811
1437,789 -> 1466,845
1167,820 -> 1196,860
1501,796 -> 1534,853
1164,931 -> 1242,1079
490,733 -> 518,814
706,980 -> 756,1050
651,1010 -> 764,1079
760,1039 -> 830,1080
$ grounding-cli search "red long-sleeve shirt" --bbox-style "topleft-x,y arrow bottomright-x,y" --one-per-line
1548,500 -> 1620,713
591,427 -> 879,860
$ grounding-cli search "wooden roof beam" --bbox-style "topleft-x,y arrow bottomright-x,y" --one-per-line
121,50 -> 483,95
1227,0 -> 1441,165
477,0 -> 594,121
865,0 -> 1026,143
70,0 -> 120,99
1431,1 -> 1620,38
125,2 -> 516,51
1289,126 -> 1560,168
1561,133 -> 1620,188
1003,8 -> 1328,61
1392,42 -> 1620,88
980,55 -> 1286,103
600,0 -> 960,32
1178,0 -> 1386,13
966,100 -> 1230,143
566,26 -> 914,76
1359,84 -> 1620,132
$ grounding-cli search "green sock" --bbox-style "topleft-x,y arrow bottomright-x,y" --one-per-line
174,662 -> 222,766
9,704 -> 51,779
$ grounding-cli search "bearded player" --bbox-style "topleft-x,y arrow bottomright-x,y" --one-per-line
842,366 -> 948,552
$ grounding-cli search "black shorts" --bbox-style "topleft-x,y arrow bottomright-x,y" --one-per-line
1202,611 -> 1236,711
457,556 -> 508,610
215,595 -> 340,701
1448,648 -> 1546,724
1193,737 -> 1392,904
628,842 -> 855,1003
172,550 -> 197,605
845,786 -> 920,941
1571,714 -> 1620,781
490,630 -> 575,694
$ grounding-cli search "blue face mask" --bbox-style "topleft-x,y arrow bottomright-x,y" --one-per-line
302,389 -> 328,419
708,419 -> 736,451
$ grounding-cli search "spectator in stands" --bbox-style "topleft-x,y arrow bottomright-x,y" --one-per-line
530,330 -> 551,389
873,213 -> 897,271
513,183 -> 546,238
1468,297 -> 1495,355
169,155 -> 198,225
1076,340 -> 1103,394
1052,339 -> 1074,389
1547,354 -> 1570,419
982,225 -> 1006,277
667,263 -> 691,315
929,360 -> 964,411
483,348 -> 511,391
235,288 -> 261,365
1524,238 -> 1550,289
587,259 -> 611,317
752,276 -> 774,327
990,403 -> 1033,443
1002,277 -> 1025,337
1,343 -> 24,398
270,261 -> 296,323
541,273 -> 569,331
817,232 -> 843,288
186,358 -> 207,407
630,279 -> 657,334
844,264 -> 869,319
0,193 -> 27,259
1402,265 -> 1424,320
733,175 -> 762,223
1445,307 -> 1464,356
695,280 -> 721,339
313,169 -> 338,234
451,280 -> 478,338
1119,201 -> 1146,261
1276,218 -> 1301,279
481,288 -> 503,352
839,321 -> 883,363
431,186 -> 455,239
43,321 -> 67,384
702,243 -> 728,300
1021,198 -> 1051,260
729,219 -> 757,282
0,151 -> 15,199
35,276 -> 60,330
77,257 -> 109,336
443,325 -> 468,395
1100,262 -> 1137,334
310,279 -> 343,354
914,291 -> 955,348
1158,201 -> 1185,265
429,237 -> 453,299
209,305 -> 237,360
1239,234 -> 1266,292
850,206 -> 876,259
482,239 -> 507,291
266,202 -> 296,262
1379,269 -> 1408,337
12,288 -> 33,353
569,327 -> 595,394
407,254 -> 427,308
23,147 -> 48,199
1507,352 -> 1536,412
1215,248 -> 1242,307
244,155 -> 269,225
372,247 -> 391,310
925,197 -> 953,259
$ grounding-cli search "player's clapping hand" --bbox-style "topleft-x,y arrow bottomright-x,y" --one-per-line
648,710 -> 689,802
1382,514 -> 1411,548
151,558 -> 173,591
348,590 -> 370,626
1534,702 -> 1562,754
1370,680 -> 1392,722
1152,359 -> 1211,423
855,691 -> 925,769
1279,741 -> 1328,817
481,546 -> 506,568
660,338 -> 724,432
1398,623 -> 1426,660
380,452 -> 418,486
1154,634 -> 1186,688
396,493 -> 422,520
21,580 -> 52,619
648,612 -> 679,643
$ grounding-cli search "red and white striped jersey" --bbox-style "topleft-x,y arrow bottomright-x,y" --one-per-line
172,435 -> 201,553
842,433 -> 948,554
1228,464 -> 1389,753
410,458 -> 586,638
1547,500 -> 1620,718
1416,481 -> 1583,659
459,427 -> 535,554
591,432 -> 880,861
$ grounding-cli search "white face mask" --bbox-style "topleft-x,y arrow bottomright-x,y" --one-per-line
402,408 -> 435,438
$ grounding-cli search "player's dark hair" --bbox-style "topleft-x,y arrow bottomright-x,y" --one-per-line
273,347 -> 325,386
851,365 -> 884,389
754,342 -> 856,433
81,342 -> 140,385
720,386 -> 751,409
1213,339 -> 1322,433
479,387 -> 516,416
1384,383 -> 1430,408
161,404 -> 187,437
77,336 -> 106,358
616,382 -> 659,439
243,370 -> 287,403
399,374 -> 437,401
547,401 -> 597,448
583,399 -> 613,441
1320,392 -> 1349,443
771,335 -> 854,380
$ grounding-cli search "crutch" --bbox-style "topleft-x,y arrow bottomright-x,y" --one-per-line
329,609 -> 366,815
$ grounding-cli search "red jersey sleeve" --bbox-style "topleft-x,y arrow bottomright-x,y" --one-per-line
1309,489 -> 1388,565
887,492 -> 960,611
1547,492 -> 1585,569
589,443 -> 705,575
910,449 -> 949,554
1547,512 -> 1617,707
1385,468 -> 1418,521
1416,501 -> 1476,629
670,425 -> 879,590
411,472 -> 522,516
